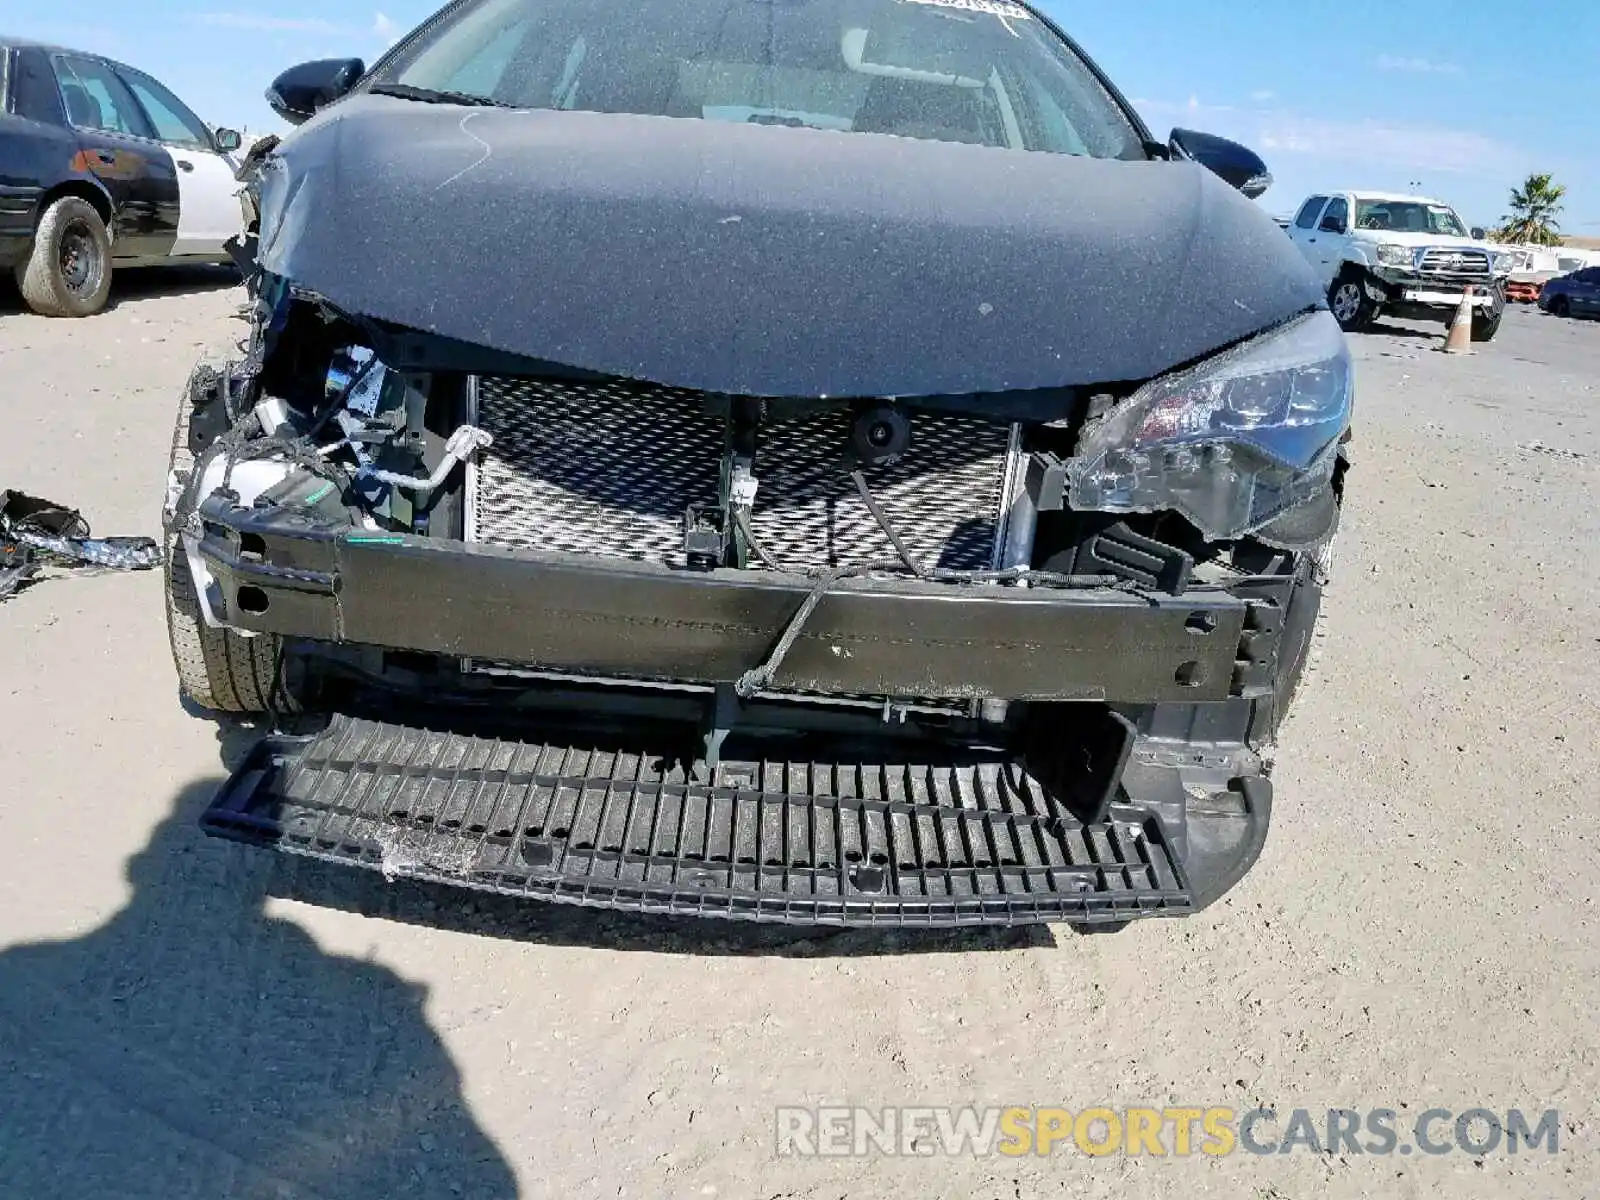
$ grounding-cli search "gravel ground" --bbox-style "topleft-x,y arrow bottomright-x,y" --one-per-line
0,274 -> 1595,1200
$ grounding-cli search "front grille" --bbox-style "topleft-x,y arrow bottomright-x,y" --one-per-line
467,375 -> 1019,573
1417,248 -> 1491,279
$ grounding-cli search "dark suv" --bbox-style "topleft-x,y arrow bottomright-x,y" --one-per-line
1539,266 -> 1600,319
165,0 -> 1352,931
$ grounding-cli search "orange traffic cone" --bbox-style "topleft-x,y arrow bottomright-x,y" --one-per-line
1441,291 -> 1475,354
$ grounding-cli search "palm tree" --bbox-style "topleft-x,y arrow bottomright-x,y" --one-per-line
1497,174 -> 1566,246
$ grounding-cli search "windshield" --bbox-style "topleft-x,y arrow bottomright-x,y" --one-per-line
1354,199 -> 1469,237
365,0 -> 1146,158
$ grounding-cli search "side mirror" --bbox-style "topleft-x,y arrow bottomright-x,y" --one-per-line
1319,214 -> 1347,235
1470,226 -> 1487,240
266,57 -> 366,125
1169,128 -> 1272,199
213,127 -> 242,152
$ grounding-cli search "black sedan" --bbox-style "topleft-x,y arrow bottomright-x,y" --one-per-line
167,0 -> 1353,932
0,37 -> 249,315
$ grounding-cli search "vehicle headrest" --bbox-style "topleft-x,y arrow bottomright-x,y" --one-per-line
61,80 -> 104,128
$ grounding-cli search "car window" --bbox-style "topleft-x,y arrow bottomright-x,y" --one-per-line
10,48 -> 63,123
1294,197 -> 1328,229
1353,198 -> 1466,237
117,68 -> 214,150
367,0 -> 1148,160
1580,268 -> 1600,284
1320,196 -> 1348,231
54,54 -> 152,138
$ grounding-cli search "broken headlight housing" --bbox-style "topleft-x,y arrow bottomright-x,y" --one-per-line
1067,310 -> 1353,541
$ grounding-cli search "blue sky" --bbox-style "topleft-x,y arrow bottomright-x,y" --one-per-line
8,0 -> 1598,231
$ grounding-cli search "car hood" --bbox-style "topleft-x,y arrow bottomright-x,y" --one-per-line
255,95 -> 1323,398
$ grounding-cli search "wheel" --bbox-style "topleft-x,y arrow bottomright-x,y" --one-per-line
1328,268 -> 1378,332
162,356 -> 302,715
1472,287 -> 1506,342
1550,296 -> 1571,319
14,196 -> 113,317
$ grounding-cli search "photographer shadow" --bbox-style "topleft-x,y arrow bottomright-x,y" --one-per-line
0,723 -> 518,1200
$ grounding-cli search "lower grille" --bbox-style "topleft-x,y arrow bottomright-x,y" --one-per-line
467,375 -> 1018,573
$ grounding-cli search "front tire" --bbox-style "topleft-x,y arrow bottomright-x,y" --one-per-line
1328,268 -> 1378,333
1550,296 -> 1571,319
15,196 -> 113,317
162,356 -> 302,715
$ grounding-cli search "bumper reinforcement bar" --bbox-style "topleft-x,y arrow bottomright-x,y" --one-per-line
202,714 -> 1196,928
191,496 -> 1250,704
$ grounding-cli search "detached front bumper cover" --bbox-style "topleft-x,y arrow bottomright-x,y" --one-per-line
203,712 -> 1272,928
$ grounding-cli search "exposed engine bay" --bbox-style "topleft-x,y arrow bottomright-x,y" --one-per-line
170,275 -> 1345,730
166,244 -> 1348,931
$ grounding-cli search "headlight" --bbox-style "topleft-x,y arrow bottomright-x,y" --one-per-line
1375,243 -> 1413,268
1066,311 -> 1353,542
1492,251 -> 1516,275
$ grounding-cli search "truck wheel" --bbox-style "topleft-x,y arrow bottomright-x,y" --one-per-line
162,358 -> 302,715
1328,268 -> 1377,333
1549,296 -> 1570,319
14,196 -> 114,317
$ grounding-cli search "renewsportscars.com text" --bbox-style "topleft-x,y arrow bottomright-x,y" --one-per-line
775,1106 -> 1561,1158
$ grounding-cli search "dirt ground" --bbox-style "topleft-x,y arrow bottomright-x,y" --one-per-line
1,272 -> 1596,1200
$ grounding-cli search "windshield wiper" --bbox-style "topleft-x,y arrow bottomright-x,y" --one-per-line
367,83 -> 510,108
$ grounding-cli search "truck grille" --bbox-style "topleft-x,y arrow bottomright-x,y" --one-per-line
466,375 -> 1020,573
1417,248 -> 1491,279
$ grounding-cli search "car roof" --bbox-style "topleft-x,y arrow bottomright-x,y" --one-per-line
0,35 -> 140,71
0,34 -> 82,55
1341,190 -> 1453,207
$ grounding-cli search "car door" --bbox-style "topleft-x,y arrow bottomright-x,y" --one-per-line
1310,195 -> 1350,281
49,52 -> 178,260
113,64 -> 244,256
1576,268 -> 1600,316
1288,196 -> 1330,275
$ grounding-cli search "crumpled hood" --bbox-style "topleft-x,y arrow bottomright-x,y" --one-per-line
256,95 -> 1324,398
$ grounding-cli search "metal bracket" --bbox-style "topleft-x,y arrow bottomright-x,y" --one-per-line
700,682 -> 741,774
683,503 -> 728,571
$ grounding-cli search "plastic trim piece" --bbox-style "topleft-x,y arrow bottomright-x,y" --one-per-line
201,714 -> 1197,928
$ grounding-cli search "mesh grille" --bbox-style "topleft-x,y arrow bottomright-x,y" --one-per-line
743,408 -> 1011,572
470,375 -> 1015,572
471,377 -> 723,569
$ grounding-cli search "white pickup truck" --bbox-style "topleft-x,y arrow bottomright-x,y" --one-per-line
1284,191 -> 1514,342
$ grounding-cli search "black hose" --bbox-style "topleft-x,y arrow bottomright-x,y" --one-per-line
850,468 -> 928,578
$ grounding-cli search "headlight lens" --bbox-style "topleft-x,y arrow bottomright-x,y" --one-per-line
1066,311 -> 1353,542
1492,251 -> 1516,275
1376,243 -> 1413,268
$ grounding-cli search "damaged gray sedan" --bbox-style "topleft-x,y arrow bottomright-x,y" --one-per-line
163,0 -> 1353,930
